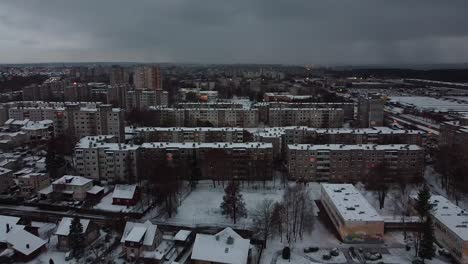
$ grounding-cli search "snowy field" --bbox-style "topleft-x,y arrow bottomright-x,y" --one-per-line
167,181 -> 322,227
390,96 -> 468,112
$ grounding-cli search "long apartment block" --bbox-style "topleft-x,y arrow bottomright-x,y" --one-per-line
74,136 -> 273,183
287,144 -> 424,182
4,101 -> 125,141
131,127 -> 244,143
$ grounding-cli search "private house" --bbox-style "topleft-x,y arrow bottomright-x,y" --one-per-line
55,217 -> 99,251
120,220 -> 163,262
112,184 -> 139,206
191,227 -> 251,264
51,175 -> 93,201
3,228 -> 46,262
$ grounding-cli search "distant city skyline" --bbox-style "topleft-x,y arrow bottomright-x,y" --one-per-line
1,1 -> 468,65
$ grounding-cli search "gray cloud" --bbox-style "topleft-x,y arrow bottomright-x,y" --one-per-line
0,0 -> 468,65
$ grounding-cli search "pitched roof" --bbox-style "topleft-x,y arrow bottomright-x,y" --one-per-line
6,229 -> 46,256
191,227 -> 250,264
0,215 -> 22,243
55,217 -> 91,236
121,220 -> 157,246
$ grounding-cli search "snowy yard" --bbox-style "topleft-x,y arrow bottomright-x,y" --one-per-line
167,181 -> 323,227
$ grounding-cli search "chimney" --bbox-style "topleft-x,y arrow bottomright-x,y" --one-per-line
6,223 -> 10,233
26,244 -> 30,249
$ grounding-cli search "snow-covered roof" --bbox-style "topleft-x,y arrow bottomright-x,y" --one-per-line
191,227 -> 250,264
112,184 -> 137,200
6,229 -> 46,256
18,172 -> 46,179
86,185 -> 104,195
21,120 -> 54,130
321,184 -> 383,222
390,96 -> 468,112
121,220 -> 157,246
288,144 -> 421,151
0,167 -> 12,176
284,126 -> 424,135
55,217 -> 91,236
133,127 -> 243,133
141,142 -> 272,150
428,195 -> 468,241
173,230 -> 191,241
52,175 -> 92,186
0,215 -> 22,243
4,119 -> 29,126
125,226 -> 147,243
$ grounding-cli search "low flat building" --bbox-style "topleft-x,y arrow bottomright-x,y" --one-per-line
421,195 -> 468,264
320,183 -> 384,243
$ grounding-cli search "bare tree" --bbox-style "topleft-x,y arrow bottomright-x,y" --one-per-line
271,202 -> 284,242
281,184 -> 314,243
365,163 -> 390,209
252,199 -> 275,247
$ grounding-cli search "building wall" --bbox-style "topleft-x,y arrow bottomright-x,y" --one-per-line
321,186 -> 384,243
433,216 -> 468,264
287,145 -> 424,182
268,108 -> 344,127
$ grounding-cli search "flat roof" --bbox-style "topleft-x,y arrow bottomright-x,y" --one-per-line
141,142 -> 272,149
288,144 -> 421,151
390,96 -> 468,112
322,183 -> 383,222
429,195 -> 468,241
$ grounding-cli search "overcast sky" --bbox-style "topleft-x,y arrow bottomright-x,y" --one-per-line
1,0 -> 468,65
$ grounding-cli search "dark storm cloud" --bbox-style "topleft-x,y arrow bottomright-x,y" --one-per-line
0,0 -> 468,64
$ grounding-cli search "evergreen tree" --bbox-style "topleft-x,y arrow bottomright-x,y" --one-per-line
419,217 -> 436,261
69,216 -> 85,257
220,181 -> 247,224
45,143 -> 58,179
189,157 -> 201,190
415,184 -> 433,219
414,184 -> 436,261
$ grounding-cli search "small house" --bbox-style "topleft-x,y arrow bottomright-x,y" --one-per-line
191,227 -> 251,264
55,217 -> 99,251
120,220 -> 162,262
112,184 -> 139,206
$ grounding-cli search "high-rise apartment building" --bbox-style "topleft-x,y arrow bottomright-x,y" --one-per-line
110,66 -> 130,85
134,66 -> 163,90
357,94 -> 384,127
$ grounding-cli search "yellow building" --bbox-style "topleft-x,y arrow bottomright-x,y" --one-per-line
321,183 -> 384,243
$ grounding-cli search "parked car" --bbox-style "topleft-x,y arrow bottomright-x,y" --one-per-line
65,251 -> 73,261
364,251 -> 382,261
304,247 -> 319,253
322,254 -> 332,260
330,248 -> 340,256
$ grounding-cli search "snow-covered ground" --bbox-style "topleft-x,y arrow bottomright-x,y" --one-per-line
93,192 -> 134,212
166,181 -> 323,227
93,192 -> 151,213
